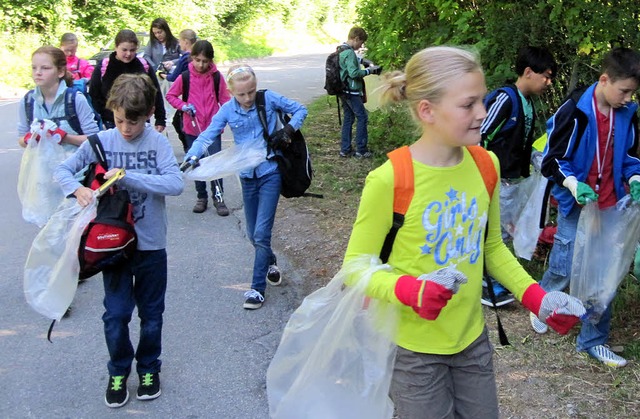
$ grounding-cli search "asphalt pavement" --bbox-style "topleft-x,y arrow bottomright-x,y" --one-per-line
0,48 -> 333,418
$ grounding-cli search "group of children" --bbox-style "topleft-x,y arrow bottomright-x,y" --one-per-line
19,24 -> 306,410
17,22 -> 640,416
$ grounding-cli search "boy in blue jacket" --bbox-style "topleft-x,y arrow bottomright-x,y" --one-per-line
531,48 -> 640,368
54,73 -> 184,407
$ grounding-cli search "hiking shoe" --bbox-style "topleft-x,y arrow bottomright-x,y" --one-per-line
267,264 -> 282,286
105,375 -> 129,408
243,289 -> 265,310
213,199 -> 230,216
137,372 -> 161,400
529,312 -> 548,334
354,151 -> 373,159
585,345 -> 628,368
192,198 -> 207,213
480,286 -> 515,307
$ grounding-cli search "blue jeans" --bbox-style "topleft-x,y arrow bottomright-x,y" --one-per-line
340,94 -> 368,154
241,170 -> 281,294
102,249 -> 167,376
539,206 -> 611,351
185,133 -> 223,199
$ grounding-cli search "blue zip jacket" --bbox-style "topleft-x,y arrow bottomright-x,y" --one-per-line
541,82 -> 640,216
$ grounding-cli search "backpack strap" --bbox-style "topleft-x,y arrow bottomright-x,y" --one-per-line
100,58 -> 109,78
213,70 -> 220,105
182,70 -> 190,102
87,134 -> 108,170
24,89 -> 35,126
138,56 -> 150,73
380,146 -> 414,263
61,88 -> 83,135
256,89 -> 270,143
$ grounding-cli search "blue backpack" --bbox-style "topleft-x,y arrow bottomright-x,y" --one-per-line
482,85 -> 519,144
24,82 -> 103,134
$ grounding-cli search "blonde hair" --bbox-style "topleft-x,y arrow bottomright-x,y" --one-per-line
379,46 -> 483,122
227,64 -> 256,89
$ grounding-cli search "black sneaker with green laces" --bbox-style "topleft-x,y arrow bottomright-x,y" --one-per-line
105,375 -> 129,408
137,372 -> 161,400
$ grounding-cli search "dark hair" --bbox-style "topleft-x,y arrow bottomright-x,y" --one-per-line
191,40 -> 214,60
348,27 -> 368,42
32,46 -> 73,87
149,18 -> 178,49
601,47 -> 640,83
60,33 -> 77,44
106,73 -> 157,119
515,46 -> 557,77
115,29 -> 139,47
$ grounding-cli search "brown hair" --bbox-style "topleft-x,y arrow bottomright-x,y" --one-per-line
60,33 -> 78,44
106,73 -> 157,120
32,46 -> 73,87
115,29 -> 139,47
348,27 -> 368,42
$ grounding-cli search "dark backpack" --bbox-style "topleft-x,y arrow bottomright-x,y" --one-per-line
25,84 -> 102,134
482,85 -> 519,146
78,134 -> 137,280
255,89 -> 322,199
324,45 -> 349,124
171,69 -> 221,151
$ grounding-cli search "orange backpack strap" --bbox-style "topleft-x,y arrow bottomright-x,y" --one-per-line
380,146 -> 414,263
467,145 -> 497,200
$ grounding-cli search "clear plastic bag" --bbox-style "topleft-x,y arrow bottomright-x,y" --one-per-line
267,256 -> 398,419
499,177 -> 537,237
184,137 -> 266,181
513,171 -> 548,260
24,198 -> 98,321
17,130 -> 68,227
570,197 -> 640,324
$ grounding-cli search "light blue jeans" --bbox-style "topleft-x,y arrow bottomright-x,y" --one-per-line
240,170 -> 281,294
539,206 -> 612,351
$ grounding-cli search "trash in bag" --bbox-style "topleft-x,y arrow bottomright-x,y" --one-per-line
183,137 -> 266,181
513,171 -> 548,260
24,198 -> 98,321
17,122 -> 69,227
570,197 -> 640,324
267,255 -> 398,419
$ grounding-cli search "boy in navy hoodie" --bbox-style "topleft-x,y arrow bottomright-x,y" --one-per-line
54,73 -> 184,407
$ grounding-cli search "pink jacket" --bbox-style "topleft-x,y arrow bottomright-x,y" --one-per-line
166,62 -> 232,137
66,55 -> 94,80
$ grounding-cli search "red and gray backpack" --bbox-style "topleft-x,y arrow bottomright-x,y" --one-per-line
78,134 -> 136,280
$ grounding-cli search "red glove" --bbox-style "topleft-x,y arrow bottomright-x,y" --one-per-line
23,131 -> 39,144
522,283 -> 586,335
394,267 -> 468,320
48,127 -> 67,143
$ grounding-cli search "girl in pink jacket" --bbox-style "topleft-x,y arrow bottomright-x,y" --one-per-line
167,40 -> 232,216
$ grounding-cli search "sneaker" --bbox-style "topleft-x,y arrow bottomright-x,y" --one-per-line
529,312 -> 548,334
354,151 -> 373,159
480,286 -> 515,307
266,264 -> 282,286
192,198 -> 207,213
213,199 -> 230,216
137,372 -> 161,400
243,289 -> 265,310
585,345 -> 628,368
339,151 -> 352,158
105,375 -> 129,408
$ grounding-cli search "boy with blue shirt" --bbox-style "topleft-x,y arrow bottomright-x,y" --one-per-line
54,73 -> 184,407
480,46 -> 557,307
531,47 -> 640,368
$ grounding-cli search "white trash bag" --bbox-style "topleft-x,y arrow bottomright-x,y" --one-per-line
267,255 -> 398,419
570,197 -> 640,324
24,198 -> 97,321
17,120 -> 68,227
184,137 -> 266,181
513,171 -> 548,260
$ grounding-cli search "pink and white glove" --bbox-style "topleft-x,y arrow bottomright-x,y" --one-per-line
394,267 -> 468,320
522,283 -> 585,335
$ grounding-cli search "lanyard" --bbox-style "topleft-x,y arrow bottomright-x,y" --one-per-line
591,96 -> 614,192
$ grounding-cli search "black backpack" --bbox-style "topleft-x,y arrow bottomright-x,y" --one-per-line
255,90 -> 322,199
324,45 -> 350,124
172,69 -> 221,151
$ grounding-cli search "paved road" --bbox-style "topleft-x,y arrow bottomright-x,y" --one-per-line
0,49 -> 332,418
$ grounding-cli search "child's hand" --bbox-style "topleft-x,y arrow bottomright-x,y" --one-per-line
563,176 -> 598,205
522,283 -> 585,335
104,168 -> 124,180
73,186 -> 95,207
629,176 -> 640,202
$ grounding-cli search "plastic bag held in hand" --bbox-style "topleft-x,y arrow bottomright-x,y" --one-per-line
522,283 -> 585,335
368,65 -> 383,75
394,266 -> 468,320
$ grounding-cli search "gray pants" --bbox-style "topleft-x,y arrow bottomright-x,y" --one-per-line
390,328 -> 498,419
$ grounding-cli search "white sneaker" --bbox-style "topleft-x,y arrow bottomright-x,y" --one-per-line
586,345 -> 628,368
530,312 -> 548,334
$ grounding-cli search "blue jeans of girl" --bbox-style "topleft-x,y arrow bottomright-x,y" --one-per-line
185,133 -> 223,199
539,206 -> 612,351
102,249 -> 167,377
240,170 -> 281,294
